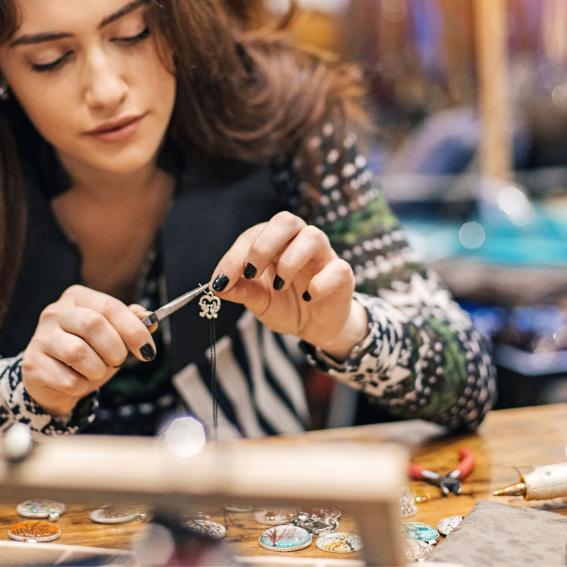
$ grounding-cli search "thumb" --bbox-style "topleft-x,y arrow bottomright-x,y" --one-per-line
215,278 -> 270,316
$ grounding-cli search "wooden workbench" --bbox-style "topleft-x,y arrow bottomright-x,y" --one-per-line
1,404 -> 566,561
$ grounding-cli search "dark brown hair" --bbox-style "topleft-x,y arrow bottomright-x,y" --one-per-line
0,0 -> 363,324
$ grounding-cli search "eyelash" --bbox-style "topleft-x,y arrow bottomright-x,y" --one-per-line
30,27 -> 151,73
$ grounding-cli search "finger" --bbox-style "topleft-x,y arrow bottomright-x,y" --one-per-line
42,328 -> 110,382
39,356 -> 92,397
129,304 -> 158,334
23,350 -> 91,398
243,212 -> 307,288
304,259 -> 355,302
22,349 -> 92,399
59,306 -> 129,368
65,286 -> 156,362
128,304 -> 151,319
215,277 -> 271,316
210,223 -> 266,293
274,225 -> 336,291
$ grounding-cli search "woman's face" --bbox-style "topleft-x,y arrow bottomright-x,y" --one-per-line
0,0 -> 176,176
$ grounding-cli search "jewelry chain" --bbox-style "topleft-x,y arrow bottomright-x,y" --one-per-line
209,317 -> 218,441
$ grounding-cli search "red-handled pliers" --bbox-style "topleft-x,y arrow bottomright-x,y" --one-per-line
408,448 -> 475,496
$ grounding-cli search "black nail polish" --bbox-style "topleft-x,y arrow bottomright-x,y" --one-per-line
244,262 -> 257,280
302,291 -> 312,302
273,275 -> 285,291
140,342 -> 156,362
212,273 -> 230,292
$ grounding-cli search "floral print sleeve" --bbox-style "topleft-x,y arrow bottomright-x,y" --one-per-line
272,122 -> 496,432
0,354 -> 98,440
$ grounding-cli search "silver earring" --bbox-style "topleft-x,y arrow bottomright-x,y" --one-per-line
0,83 -> 9,101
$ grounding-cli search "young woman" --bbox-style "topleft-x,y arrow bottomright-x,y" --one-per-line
0,0 -> 495,440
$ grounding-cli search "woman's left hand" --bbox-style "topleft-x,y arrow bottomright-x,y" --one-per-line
210,212 -> 368,359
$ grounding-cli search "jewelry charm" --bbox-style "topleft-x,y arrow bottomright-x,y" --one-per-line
405,538 -> 434,562
399,487 -> 418,517
292,510 -> 339,535
90,505 -> 147,524
315,532 -> 362,554
8,520 -> 61,543
306,507 -> 341,520
17,499 -> 66,522
254,508 -> 294,526
402,522 -> 439,544
258,524 -> 312,552
199,289 -> 221,320
181,504 -> 212,522
184,519 -> 227,540
223,502 -> 254,513
437,515 -> 463,536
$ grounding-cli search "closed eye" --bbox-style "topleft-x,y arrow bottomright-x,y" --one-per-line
31,52 -> 73,73
29,27 -> 150,73
113,26 -> 150,44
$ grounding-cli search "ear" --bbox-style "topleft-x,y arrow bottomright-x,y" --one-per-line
0,75 -> 9,100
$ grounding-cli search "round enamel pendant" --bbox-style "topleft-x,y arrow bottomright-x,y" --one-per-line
402,522 -> 439,544
437,515 -> 463,536
180,503 -> 213,522
8,520 -> 61,543
90,505 -> 147,524
254,509 -> 294,526
304,507 -> 341,520
405,538 -> 434,562
258,524 -> 312,552
223,502 -> 254,513
292,511 -> 339,535
184,519 -> 227,540
316,532 -> 362,554
17,499 -> 66,521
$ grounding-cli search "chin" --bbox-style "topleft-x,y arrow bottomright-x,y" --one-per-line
97,158 -> 154,175
88,143 -> 161,175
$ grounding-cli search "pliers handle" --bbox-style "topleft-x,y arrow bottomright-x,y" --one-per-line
409,448 -> 475,496
446,448 -> 475,479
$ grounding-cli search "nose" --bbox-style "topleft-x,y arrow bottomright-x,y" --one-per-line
83,48 -> 128,111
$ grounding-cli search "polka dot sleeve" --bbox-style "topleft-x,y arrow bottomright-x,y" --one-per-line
272,122 -> 496,432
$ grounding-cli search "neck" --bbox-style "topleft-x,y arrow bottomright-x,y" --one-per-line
57,153 -> 162,206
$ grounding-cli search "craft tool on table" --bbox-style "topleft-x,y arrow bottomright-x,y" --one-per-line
493,460 -> 567,500
409,448 -> 475,496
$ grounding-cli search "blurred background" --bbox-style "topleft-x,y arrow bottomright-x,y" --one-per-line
265,0 -> 567,426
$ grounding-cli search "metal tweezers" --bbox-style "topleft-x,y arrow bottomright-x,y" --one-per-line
141,282 -> 210,328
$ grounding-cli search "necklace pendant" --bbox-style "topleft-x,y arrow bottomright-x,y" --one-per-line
199,289 -> 221,320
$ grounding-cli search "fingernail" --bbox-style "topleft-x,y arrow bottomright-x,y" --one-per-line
212,273 -> 230,292
273,275 -> 285,291
302,291 -> 312,302
140,342 -> 156,362
243,262 -> 257,280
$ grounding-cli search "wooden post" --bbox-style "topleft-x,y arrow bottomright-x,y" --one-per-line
475,0 -> 512,181
0,437 -> 408,566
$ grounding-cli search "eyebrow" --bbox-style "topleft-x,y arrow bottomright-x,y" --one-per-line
9,0 -> 148,47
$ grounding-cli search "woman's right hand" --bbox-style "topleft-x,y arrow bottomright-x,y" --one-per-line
22,285 -> 156,418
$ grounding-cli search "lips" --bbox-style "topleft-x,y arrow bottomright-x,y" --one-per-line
86,114 -> 145,135
84,113 -> 147,144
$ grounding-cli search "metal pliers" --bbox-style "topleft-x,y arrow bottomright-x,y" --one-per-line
408,448 -> 476,496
